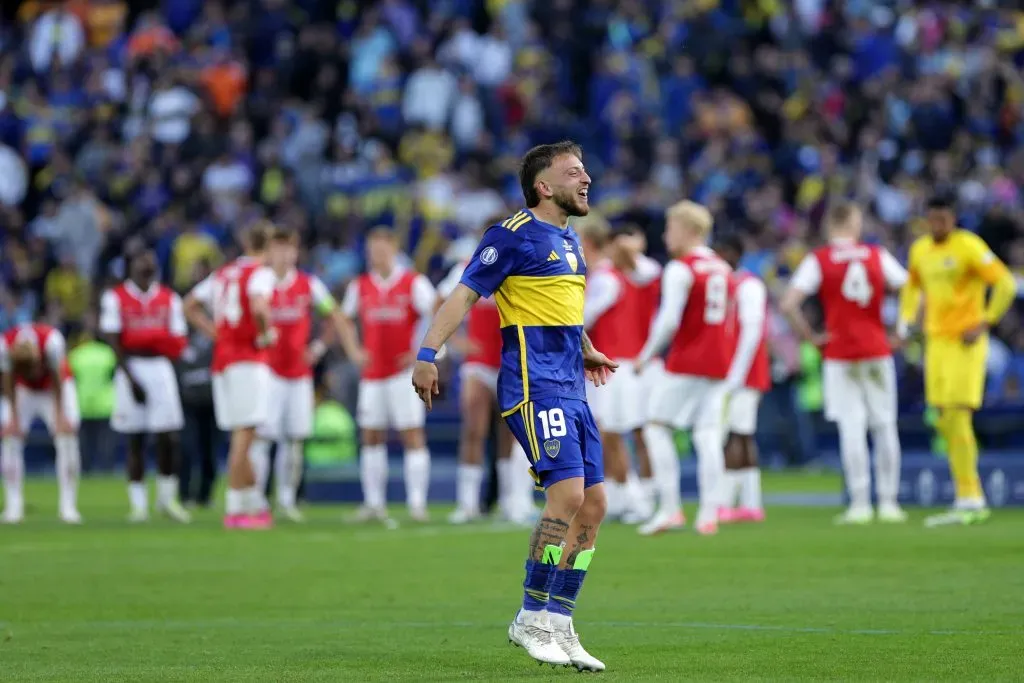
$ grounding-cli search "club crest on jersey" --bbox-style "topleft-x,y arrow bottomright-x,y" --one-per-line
566,252 -> 579,273
544,439 -> 561,459
480,246 -> 498,265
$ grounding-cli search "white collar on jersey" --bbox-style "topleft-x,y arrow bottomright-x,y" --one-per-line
125,280 -> 159,300
276,268 -> 298,289
370,265 -> 408,289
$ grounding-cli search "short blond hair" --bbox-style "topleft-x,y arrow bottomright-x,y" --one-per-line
825,202 -> 861,235
575,213 -> 611,247
667,200 -> 713,238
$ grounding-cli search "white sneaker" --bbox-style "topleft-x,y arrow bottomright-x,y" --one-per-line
348,505 -> 399,529
550,613 -> 605,672
508,609 -> 571,667
279,505 -> 305,523
876,503 -> 908,524
409,506 -> 430,523
158,499 -> 192,524
834,506 -> 874,525
128,508 -> 149,523
1,508 -> 24,524
448,508 -> 479,524
638,508 -> 686,536
59,508 -> 83,525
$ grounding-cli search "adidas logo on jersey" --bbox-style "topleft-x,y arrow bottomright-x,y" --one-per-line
547,251 -> 560,262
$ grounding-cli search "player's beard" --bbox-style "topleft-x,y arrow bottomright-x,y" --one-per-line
553,187 -> 589,217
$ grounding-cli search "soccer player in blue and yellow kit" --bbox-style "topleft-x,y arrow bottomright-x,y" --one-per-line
898,195 -> 1017,526
412,142 -> 618,671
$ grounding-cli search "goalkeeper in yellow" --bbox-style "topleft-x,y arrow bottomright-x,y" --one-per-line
898,195 -> 1017,526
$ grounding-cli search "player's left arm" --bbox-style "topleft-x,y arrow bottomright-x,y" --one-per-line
637,260 -> 693,367
968,236 -> 1018,335
44,331 -> 72,434
248,267 -> 277,347
583,271 -> 620,330
309,275 -> 364,367
725,277 -> 767,391
184,276 -> 218,339
164,292 -> 189,360
897,242 -> 923,338
0,340 -> 17,437
408,273 -> 440,363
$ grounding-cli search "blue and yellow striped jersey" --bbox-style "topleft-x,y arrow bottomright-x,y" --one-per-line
460,209 -> 588,415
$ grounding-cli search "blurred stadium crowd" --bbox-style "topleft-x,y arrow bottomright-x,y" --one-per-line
1,0 -> 1024,438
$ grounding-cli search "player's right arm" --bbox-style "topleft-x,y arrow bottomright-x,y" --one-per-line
184,276 -> 218,339
413,227 -> 521,408
583,270 -> 621,329
636,260 -> 693,367
99,289 -> 146,402
248,267 -> 277,347
780,254 -> 827,347
965,233 -> 1017,339
897,240 -> 923,339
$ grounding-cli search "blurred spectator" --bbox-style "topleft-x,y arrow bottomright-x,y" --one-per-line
44,250 -> 90,327
29,6 -> 85,73
171,228 -> 220,292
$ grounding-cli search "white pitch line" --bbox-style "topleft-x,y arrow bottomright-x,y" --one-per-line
0,618 -> 1017,638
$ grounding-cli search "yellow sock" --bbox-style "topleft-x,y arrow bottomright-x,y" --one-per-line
945,410 -> 983,502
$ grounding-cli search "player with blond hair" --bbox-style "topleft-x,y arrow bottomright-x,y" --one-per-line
899,194 -> 1017,526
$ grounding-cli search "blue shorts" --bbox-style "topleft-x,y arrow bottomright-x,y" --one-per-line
504,398 -> 604,490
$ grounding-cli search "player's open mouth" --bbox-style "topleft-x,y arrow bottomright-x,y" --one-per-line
578,188 -> 588,200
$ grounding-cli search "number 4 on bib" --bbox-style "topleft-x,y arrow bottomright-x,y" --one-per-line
841,261 -> 874,308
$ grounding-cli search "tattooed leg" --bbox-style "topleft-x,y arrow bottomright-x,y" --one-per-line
548,482 -> 607,619
520,478 -> 585,611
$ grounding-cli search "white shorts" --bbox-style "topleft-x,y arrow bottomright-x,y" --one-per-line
111,357 -> 184,434
212,362 -> 271,431
2,380 -> 80,434
727,388 -> 762,436
647,372 -> 729,432
258,374 -> 315,441
357,369 -> 425,431
639,359 -> 665,423
823,357 -> 897,428
460,362 -> 498,396
586,359 -> 645,433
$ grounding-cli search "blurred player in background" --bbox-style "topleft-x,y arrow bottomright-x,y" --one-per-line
185,223 -> 277,529
579,218 -> 650,523
343,227 -> 437,524
100,249 -> 190,523
714,236 -> 769,523
0,324 -> 81,524
413,142 -> 616,671
250,227 -> 365,522
438,226 -> 537,525
636,201 -> 735,536
898,195 -> 1017,526
782,203 -> 908,524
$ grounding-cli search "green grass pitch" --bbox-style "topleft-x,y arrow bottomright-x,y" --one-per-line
2,474 -> 1023,682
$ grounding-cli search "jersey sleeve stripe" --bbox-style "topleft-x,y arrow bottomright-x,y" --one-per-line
496,275 -> 585,327
504,212 -> 531,232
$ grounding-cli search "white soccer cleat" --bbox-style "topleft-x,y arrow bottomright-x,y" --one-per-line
924,507 -> 991,528
508,609 -> 571,667
447,508 -> 479,525
638,508 -> 686,536
159,499 -> 192,524
128,508 -> 150,523
59,508 -> 83,525
408,506 -> 430,523
834,506 -> 874,525
348,505 -> 399,529
279,505 -> 305,523
876,503 -> 908,524
550,613 -> 605,672
1,508 -> 24,524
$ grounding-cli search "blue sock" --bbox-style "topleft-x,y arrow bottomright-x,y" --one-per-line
522,544 -> 562,611
548,548 -> 594,617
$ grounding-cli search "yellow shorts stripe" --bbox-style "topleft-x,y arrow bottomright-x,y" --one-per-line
522,402 -> 541,464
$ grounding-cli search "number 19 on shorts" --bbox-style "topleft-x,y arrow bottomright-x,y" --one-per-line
538,408 -> 567,439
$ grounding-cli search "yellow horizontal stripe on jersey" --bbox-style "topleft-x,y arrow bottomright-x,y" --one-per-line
495,275 -> 586,327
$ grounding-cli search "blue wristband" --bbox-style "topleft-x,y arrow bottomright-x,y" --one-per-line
416,347 -> 437,363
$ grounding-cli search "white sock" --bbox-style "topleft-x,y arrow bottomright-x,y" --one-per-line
250,439 -> 271,499
496,457 -> 512,516
404,447 -> 430,512
693,426 -> 726,522
740,467 -> 762,510
156,474 -> 178,508
244,486 -> 266,513
624,471 -> 646,514
642,424 -> 680,512
276,441 -> 303,509
129,481 -> 148,513
54,435 -> 81,512
225,487 -> 245,515
640,477 -> 656,508
455,463 -> 484,514
837,419 -> 871,509
2,437 -> 25,516
605,479 -> 623,517
509,443 -> 537,516
360,444 -> 388,509
871,423 -> 902,507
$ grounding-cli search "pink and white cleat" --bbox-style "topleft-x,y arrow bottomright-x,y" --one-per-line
695,520 -> 719,536
224,514 -> 246,529
224,512 -> 273,530
736,507 -> 766,523
638,509 -> 687,536
718,507 -> 742,524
